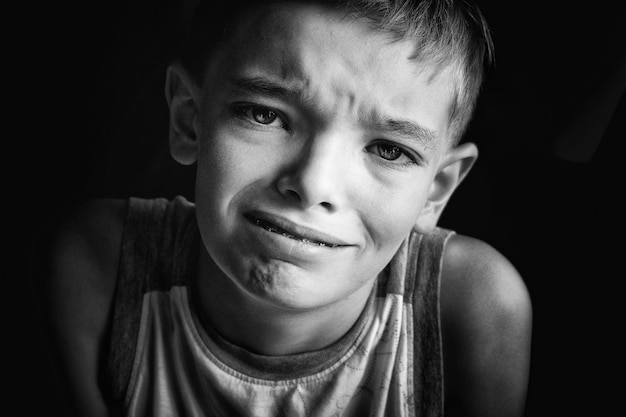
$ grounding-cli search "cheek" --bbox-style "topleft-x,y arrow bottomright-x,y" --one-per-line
196,130 -> 271,206
360,180 -> 430,250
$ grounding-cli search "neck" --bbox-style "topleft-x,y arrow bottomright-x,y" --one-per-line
194,248 -> 374,356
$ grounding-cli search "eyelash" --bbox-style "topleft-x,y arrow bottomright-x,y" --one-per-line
230,103 -> 420,168
366,142 -> 420,167
231,103 -> 291,132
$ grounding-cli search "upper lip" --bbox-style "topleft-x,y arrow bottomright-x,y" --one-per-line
244,210 -> 351,246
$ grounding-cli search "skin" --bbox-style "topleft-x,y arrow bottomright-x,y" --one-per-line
48,3 -> 532,416
171,3 -> 479,356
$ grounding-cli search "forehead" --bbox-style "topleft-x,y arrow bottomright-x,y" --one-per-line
204,3 -> 456,145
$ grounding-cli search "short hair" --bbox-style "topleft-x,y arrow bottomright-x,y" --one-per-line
178,0 -> 494,145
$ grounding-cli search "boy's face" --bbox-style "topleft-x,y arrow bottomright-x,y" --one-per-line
179,4 -> 469,312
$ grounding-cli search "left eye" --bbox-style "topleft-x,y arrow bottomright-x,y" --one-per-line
374,144 -> 403,160
369,143 -> 415,163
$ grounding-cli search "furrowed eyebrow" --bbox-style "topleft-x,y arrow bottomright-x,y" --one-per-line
230,76 -> 302,102
230,76 -> 437,147
371,115 -> 438,148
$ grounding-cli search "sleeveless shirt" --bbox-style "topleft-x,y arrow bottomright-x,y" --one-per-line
106,196 -> 453,417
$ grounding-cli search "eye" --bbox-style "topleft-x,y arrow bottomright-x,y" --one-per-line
375,143 -> 404,161
247,106 -> 278,125
367,142 -> 417,165
234,104 -> 289,130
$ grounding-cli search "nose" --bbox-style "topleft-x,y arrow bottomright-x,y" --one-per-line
276,134 -> 347,211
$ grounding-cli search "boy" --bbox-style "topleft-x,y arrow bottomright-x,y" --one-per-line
49,0 -> 532,416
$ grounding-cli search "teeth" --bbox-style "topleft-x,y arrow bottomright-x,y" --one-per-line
253,217 -> 338,247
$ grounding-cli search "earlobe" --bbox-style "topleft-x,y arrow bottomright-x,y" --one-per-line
165,61 -> 201,166
414,143 -> 478,234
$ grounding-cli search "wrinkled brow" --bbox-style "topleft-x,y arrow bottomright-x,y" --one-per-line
230,76 -> 304,102
367,113 -> 438,149
231,76 -> 438,147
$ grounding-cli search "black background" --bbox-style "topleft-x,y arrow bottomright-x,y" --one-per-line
5,0 -> 625,415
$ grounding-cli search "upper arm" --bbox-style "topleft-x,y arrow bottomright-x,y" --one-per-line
47,199 -> 127,417
440,234 -> 532,417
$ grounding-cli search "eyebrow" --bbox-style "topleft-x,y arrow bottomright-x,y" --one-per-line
230,76 -> 303,102
230,76 -> 438,147
371,116 -> 438,148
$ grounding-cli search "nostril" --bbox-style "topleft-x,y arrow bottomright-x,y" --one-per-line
275,160 -> 339,210
281,188 -> 302,203
284,189 -> 301,201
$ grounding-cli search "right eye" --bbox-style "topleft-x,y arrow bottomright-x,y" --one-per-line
247,106 -> 278,124
234,104 -> 289,130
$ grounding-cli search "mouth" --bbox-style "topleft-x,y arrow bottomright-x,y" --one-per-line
244,212 -> 347,248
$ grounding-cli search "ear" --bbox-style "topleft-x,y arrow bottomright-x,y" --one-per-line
165,61 -> 201,165
414,142 -> 478,234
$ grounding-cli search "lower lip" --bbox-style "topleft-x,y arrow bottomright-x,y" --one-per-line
242,215 -> 349,261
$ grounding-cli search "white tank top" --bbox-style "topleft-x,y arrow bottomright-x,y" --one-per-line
106,196 -> 452,416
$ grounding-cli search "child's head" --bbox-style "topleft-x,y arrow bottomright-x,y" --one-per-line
165,0 -> 492,311
180,0 -> 494,145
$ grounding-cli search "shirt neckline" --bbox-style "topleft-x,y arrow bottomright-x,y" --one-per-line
185,274 -> 378,381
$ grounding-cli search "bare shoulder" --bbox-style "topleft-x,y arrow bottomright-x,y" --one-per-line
48,198 -> 128,416
440,233 -> 532,417
441,233 -> 531,323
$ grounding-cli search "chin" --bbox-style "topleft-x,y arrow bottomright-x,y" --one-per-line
237,261 -> 338,311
